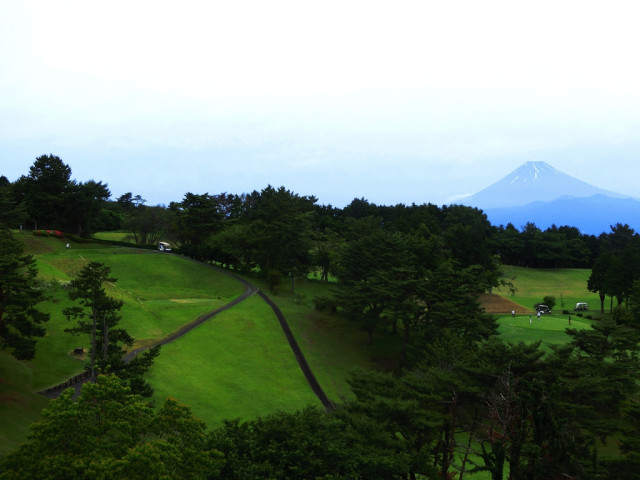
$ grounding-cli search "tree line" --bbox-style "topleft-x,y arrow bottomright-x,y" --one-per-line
0,154 -> 622,270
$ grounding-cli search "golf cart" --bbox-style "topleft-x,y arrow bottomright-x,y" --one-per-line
158,241 -> 172,252
535,304 -> 551,314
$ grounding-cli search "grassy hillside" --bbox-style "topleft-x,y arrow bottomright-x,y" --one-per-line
1,235 -> 382,454
1,236 -> 247,454
148,294 -> 321,424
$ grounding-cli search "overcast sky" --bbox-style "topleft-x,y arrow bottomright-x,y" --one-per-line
2,1 -> 639,207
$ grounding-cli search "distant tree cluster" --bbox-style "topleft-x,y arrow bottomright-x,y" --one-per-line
488,222 -> 596,268
588,223 -> 640,313
2,154 -> 111,235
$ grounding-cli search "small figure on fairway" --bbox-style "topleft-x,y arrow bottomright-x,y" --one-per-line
512,310 -> 515,318
529,316 -> 532,324
537,311 -> 541,319
568,315 -> 571,325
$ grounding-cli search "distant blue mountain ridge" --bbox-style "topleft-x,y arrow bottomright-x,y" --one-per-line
457,161 -> 640,235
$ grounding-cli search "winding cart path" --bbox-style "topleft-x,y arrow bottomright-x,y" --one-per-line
41,258 -> 333,411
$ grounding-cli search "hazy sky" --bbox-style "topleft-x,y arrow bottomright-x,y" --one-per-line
2,1 -> 639,207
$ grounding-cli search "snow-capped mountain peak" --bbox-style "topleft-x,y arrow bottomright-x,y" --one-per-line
461,161 -> 626,210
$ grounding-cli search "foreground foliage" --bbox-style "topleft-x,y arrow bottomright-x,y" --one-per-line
0,375 -> 222,480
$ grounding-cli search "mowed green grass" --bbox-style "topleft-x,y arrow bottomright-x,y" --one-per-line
24,239 -> 245,390
497,312 -> 592,351
499,266 -> 603,313
147,294 -> 321,425
92,231 -> 132,242
0,352 -> 50,455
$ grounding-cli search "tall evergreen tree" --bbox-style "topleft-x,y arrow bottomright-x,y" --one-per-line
17,154 -> 72,229
0,227 -> 49,360
333,222 -> 419,344
63,261 -> 158,395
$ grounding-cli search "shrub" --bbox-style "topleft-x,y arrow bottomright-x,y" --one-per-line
543,295 -> 556,310
293,293 -> 307,305
32,229 -> 64,238
313,295 -> 337,313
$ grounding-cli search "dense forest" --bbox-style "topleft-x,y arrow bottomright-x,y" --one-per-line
2,154 -> 640,479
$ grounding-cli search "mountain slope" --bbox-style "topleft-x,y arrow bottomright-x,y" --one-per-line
483,194 -> 640,235
461,161 -> 628,210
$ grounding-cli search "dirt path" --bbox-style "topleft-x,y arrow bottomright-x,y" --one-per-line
40,258 -> 334,412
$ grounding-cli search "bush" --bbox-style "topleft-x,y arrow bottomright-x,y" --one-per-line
562,310 -> 570,315
313,295 -> 337,313
293,293 -> 307,305
32,229 -> 64,238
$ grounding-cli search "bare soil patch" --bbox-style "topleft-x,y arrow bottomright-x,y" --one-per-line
479,293 -> 530,314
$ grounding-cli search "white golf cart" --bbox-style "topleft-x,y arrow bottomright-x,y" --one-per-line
158,241 -> 172,252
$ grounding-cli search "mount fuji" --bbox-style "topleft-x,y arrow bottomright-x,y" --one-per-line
457,161 -> 640,235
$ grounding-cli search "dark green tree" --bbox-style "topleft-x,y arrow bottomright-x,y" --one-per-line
616,398 -> 640,478
0,227 -> 49,360
16,154 -> 72,230
404,332 -> 484,479
0,374 -> 222,479
209,407 -> 358,480
244,186 -> 316,293
338,369 -> 439,479
0,177 -> 26,229
124,204 -> 173,246
441,204 -> 494,269
588,253 -> 611,313
333,222 -> 419,344
63,261 -> 127,381
63,261 -> 157,395
171,192 -> 224,252
542,295 -> 556,310
414,260 -> 499,345
62,179 -> 111,235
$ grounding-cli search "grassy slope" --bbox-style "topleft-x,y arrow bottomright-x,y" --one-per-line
1,236 -> 245,454
245,277 -> 402,401
26,240 -> 244,390
147,294 -> 320,424
2,236 -> 382,453
0,352 -> 50,455
148,274 -> 391,427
